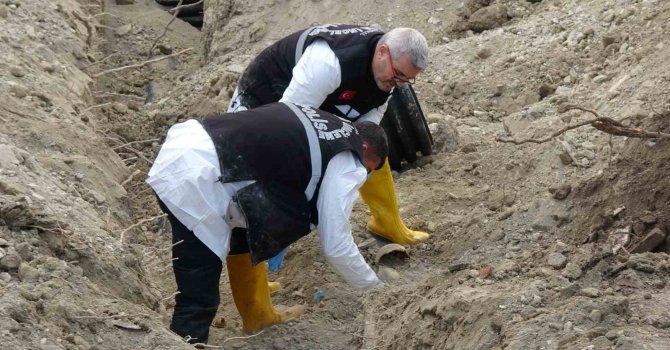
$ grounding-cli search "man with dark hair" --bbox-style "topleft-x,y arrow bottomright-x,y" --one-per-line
147,102 -> 387,344
229,23 -> 430,267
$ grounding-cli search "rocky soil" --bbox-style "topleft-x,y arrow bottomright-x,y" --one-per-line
1,0 -> 670,349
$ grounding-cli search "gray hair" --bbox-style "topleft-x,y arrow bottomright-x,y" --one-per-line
378,28 -> 429,69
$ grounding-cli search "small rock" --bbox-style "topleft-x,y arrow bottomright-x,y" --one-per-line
605,330 -> 619,340
115,0 -> 135,4
589,309 -> 603,322
115,24 -> 133,36
564,321 -> 573,331
0,271 -> 10,283
18,262 -> 39,282
0,247 -> 22,271
549,184 -> 571,200
640,214 -> 658,225
547,252 -> 568,269
0,238 -> 8,247
530,295 -> 542,307
581,287 -> 601,298
476,47 -> 492,59
157,44 -> 173,55
10,66 -> 26,78
378,266 -> 400,282
272,338 -> 289,350
630,228 -> 666,253
498,206 -> 516,220
490,229 -> 505,241
468,4 -> 510,33
9,84 -> 28,98
562,262 -> 583,280
427,16 -> 441,25
448,262 -> 471,272
88,190 -> 106,204
40,61 -> 56,73
0,6 -> 8,18
632,221 -> 646,235
643,293 -> 651,300
112,102 -> 129,114
566,30 -> 585,48
593,75 -> 609,84
555,86 -> 572,96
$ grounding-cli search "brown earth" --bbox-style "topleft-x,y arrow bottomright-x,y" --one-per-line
1,0 -> 670,349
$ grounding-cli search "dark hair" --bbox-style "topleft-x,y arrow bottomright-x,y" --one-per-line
354,121 -> 388,163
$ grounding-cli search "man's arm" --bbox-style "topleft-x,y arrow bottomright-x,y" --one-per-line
279,39 -> 341,108
316,151 -> 382,289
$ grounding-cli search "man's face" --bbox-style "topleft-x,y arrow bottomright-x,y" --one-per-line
372,44 -> 422,92
361,143 -> 383,173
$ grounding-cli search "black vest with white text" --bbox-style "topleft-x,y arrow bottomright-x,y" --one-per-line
199,102 -> 364,264
237,24 -> 390,121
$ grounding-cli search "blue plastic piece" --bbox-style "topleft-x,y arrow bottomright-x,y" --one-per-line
268,248 -> 287,272
313,290 -> 323,302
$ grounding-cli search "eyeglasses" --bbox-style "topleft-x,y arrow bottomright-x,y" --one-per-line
387,48 -> 416,85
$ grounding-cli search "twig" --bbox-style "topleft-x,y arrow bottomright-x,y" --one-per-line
119,214 -> 167,244
168,0 -> 204,14
121,169 -> 142,187
496,105 -> 670,144
192,330 -> 266,349
82,53 -> 119,70
89,12 -> 121,20
98,92 -> 145,100
74,313 -> 160,320
83,102 -> 112,113
48,106 -> 61,116
92,48 -> 193,78
160,291 -> 180,303
115,144 -> 154,165
113,138 -> 160,150
147,0 -> 185,59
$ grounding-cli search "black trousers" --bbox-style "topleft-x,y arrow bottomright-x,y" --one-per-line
158,199 -> 222,344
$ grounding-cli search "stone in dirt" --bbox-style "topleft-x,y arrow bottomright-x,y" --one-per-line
115,0 -> 135,4
549,184 -> 571,200
378,266 -> 400,282
468,4 -> 510,33
10,66 -> 26,78
580,287 -> 601,298
547,252 -> 567,269
629,228 -> 666,253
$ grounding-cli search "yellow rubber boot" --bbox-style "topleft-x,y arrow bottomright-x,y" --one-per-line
359,159 -> 429,245
268,281 -> 281,294
226,253 -> 303,334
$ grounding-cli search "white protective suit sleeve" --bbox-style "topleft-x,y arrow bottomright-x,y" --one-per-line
279,39 -> 341,108
317,151 -> 382,289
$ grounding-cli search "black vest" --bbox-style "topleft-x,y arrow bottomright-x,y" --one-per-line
237,24 -> 390,121
199,102 -> 365,264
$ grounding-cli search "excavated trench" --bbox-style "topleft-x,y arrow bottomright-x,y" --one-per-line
2,0 -> 670,349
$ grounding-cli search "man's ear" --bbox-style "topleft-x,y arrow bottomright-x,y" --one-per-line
376,44 -> 387,58
361,143 -> 369,152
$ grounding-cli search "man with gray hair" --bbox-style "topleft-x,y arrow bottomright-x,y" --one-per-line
229,24 -> 430,250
